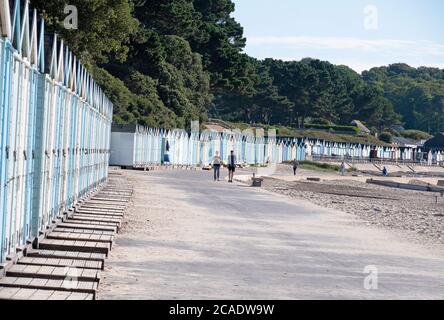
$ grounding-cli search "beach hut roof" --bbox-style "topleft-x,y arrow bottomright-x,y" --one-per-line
392,136 -> 419,148
424,133 -> 444,150
111,124 -> 138,133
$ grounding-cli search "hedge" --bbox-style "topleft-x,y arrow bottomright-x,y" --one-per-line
400,130 -> 432,140
304,124 -> 361,134
379,132 -> 393,143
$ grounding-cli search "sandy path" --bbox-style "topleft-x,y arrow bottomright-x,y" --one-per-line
99,169 -> 444,300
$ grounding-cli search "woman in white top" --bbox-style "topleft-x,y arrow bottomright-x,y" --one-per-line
212,151 -> 222,181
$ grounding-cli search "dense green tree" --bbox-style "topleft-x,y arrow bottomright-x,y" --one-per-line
32,1 -> 443,135
191,0 -> 255,93
135,0 -> 201,39
31,0 -> 139,64
211,57 -> 291,124
256,58 -> 400,129
363,64 -> 444,133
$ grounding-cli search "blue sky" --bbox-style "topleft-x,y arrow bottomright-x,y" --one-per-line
232,0 -> 444,73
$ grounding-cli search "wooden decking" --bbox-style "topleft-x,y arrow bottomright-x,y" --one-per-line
0,287 -> 94,300
0,172 -> 132,300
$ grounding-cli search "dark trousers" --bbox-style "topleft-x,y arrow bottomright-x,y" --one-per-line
213,164 -> 221,180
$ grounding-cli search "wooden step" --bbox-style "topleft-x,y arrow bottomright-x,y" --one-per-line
54,227 -> 114,236
6,265 -> 100,282
57,222 -> 117,233
78,207 -> 125,213
100,191 -> 132,195
101,191 -> 132,194
69,214 -> 121,225
0,178 -> 130,301
91,197 -> 128,203
61,219 -> 120,231
0,287 -> 93,300
80,205 -> 126,211
81,205 -> 126,211
18,257 -> 103,270
86,200 -> 127,206
75,210 -> 124,218
37,239 -> 110,256
0,276 -> 98,296
47,232 -> 113,245
26,250 -> 106,264
96,192 -> 131,196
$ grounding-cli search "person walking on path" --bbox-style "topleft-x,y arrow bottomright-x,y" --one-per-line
339,161 -> 346,176
292,159 -> 300,176
382,166 -> 388,177
227,150 -> 237,183
163,140 -> 171,166
212,151 -> 222,181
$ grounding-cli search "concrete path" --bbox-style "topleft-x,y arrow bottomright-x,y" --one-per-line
99,170 -> 444,300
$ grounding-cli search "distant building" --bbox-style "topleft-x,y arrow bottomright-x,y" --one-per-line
350,120 -> 371,134
417,139 -> 427,147
424,133 -> 444,152
392,136 -> 419,148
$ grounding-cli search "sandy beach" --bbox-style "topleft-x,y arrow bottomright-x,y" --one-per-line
239,164 -> 444,248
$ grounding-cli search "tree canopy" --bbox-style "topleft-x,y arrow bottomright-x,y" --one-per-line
30,1 -> 444,134
363,64 -> 444,134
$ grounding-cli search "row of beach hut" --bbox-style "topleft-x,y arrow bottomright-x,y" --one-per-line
110,125 -> 443,168
0,1 -> 113,263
